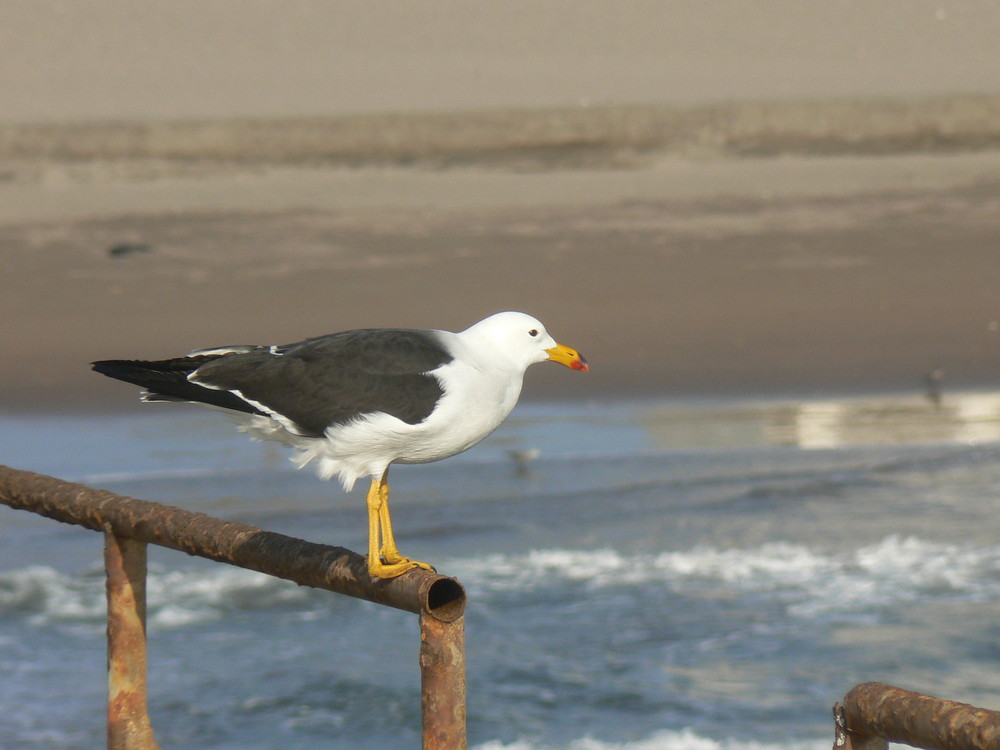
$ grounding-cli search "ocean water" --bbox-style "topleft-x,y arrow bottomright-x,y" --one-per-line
3,392 -> 1000,749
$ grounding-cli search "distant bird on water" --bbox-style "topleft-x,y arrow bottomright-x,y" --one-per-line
92,312 -> 589,578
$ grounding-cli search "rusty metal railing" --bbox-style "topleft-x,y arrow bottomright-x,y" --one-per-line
0,464 -> 468,750
834,682 -> 1000,750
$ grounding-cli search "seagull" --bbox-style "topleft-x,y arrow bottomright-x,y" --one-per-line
92,312 -> 588,578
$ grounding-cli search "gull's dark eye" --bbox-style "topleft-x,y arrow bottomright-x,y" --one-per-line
529,329 -> 539,337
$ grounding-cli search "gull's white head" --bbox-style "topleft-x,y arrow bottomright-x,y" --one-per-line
461,312 -> 589,372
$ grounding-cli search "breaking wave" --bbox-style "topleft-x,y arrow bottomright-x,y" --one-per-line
446,535 -> 1000,617
0,564 -> 312,629
3,536 -> 997,629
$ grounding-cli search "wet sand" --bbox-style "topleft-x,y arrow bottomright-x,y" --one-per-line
3,148 -> 1000,412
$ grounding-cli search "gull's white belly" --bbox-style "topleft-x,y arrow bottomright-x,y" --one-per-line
254,358 -> 525,491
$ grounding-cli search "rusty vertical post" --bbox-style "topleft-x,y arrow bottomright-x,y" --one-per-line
105,530 -> 160,750
420,613 -> 467,750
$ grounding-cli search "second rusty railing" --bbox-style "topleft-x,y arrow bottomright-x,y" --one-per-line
0,464 -> 467,750
834,682 -> 1000,750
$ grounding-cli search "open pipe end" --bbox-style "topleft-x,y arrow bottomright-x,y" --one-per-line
423,576 -> 466,622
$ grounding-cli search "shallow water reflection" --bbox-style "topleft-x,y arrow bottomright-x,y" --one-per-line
641,391 -> 1000,451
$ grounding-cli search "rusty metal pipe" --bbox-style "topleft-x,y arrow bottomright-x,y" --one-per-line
834,682 -> 1000,750
105,531 -> 160,750
420,613 -> 467,750
0,465 -> 465,621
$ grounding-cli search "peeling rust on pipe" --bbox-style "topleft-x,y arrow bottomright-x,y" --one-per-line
105,532 -> 160,750
835,682 -> 1000,750
420,613 -> 467,750
0,465 -> 465,620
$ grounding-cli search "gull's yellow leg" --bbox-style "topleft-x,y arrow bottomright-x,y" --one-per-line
365,477 -> 385,574
366,471 -> 435,578
376,475 -> 403,563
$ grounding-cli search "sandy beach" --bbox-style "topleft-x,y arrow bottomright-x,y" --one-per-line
2,2 -> 1000,412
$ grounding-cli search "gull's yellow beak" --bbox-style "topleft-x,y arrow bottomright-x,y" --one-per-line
545,343 -> 590,372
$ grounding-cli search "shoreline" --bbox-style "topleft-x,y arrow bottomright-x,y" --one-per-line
6,382 -> 997,420
8,391 -> 1000,476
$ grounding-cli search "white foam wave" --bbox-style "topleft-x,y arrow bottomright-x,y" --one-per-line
473,728 -> 828,750
0,565 -> 106,622
0,564 -> 312,628
4,536 -> 996,629
144,566 -> 312,627
448,535 -> 1000,617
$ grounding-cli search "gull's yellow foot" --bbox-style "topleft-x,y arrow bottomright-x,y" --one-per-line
368,555 -> 436,579
379,539 -> 436,569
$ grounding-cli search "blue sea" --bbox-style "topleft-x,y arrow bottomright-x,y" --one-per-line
2,392 -> 1000,749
